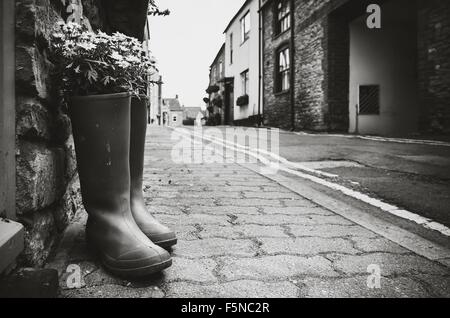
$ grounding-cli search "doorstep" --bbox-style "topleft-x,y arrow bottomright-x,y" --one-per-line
0,218 -> 24,274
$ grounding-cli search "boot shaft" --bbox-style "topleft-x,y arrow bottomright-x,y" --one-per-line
69,92 -> 132,211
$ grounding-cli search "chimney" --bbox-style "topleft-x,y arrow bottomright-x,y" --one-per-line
175,94 -> 179,99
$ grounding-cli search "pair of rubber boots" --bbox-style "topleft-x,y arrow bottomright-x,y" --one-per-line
69,93 -> 176,278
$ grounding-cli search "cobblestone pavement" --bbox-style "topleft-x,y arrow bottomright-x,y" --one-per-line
47,127 -> 450,298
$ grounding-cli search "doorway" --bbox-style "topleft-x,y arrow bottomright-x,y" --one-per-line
224,79 -> 234,125
348,0 -> 419,136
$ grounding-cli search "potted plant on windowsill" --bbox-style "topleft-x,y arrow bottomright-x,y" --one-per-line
236,94 -> 249,107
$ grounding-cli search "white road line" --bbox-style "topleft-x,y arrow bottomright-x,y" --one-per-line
173,127 -> 450,238
294,132 -> 450,147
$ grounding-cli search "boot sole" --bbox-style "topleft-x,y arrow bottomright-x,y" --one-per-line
154,238 -> 178,249
103,257 -> 173,278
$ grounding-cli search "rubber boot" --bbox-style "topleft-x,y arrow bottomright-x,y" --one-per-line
69,92 -> 172,278
130,96 -> 177,249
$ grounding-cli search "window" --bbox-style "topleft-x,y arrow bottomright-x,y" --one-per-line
276,47 -> 290,92
173,115 -> 177,122
241,70 -> 249,95
276,0 -> 291,35
219,61 -> 223,77
230,33 -> 234,64
359,85 -> 380,115
240,11 -> 251,43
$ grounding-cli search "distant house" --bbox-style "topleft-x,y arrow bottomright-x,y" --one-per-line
162,96 -> 184,127
183,107 -> 204,121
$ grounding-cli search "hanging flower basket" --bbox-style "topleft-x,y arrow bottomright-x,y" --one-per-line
206,85 -> 220,94
236,95 -> 249,107
212,97 -> 223,108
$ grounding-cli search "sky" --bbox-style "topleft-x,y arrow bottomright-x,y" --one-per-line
149,0 -> 244,107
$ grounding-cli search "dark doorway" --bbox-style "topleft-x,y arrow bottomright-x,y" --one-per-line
224,78 -> 234,125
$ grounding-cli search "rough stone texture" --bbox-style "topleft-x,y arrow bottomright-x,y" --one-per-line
16,141 -> 65,215
417,0 -> 450,134
14,0 -> 98,266
44,127 -> 450,298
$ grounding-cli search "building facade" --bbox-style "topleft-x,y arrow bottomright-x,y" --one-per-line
224,0 -> 262,126
207,44 -> 227,125
261,0 -> 450,136
162,96 -> 184,127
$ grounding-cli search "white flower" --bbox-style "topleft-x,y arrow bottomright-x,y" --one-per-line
117,60 -> 131,68
125,55 -> 141,64
78,42 -> 97,51
111,51 -> 124,61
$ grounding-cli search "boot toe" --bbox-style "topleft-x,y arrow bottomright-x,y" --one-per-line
103,245 -> 172,277
140,224 -> 178,248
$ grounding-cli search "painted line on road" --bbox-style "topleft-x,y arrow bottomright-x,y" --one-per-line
174,127 -> 450,238
294,132 -> 450,147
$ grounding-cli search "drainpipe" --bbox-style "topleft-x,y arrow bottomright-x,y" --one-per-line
354,104 -> 359,135
289,0 -> 295,131
258,0 -> 263,127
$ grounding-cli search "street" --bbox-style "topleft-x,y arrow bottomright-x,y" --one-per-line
46,126 -> 450,298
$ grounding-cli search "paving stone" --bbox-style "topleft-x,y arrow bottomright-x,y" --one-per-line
185,205 -> 261,215
332,253 -> 450,276
165,258 -> 217,283
300,276 -> 432,298
351,237 -> 411,254
155,214 -> 230,226
244,192 -> 301,200
260,237 -> 359,256
62,284 -> 165,298
217,198 -> 285,207
412,274 -> 450,297
144,205 -> 184,215
165,280 -> 299,298
263,206 -> 331,215
236,214 -> 354,226
173,239 -> 255,258
289,224 -> 379,239
218,255 -> 339,280
148,198 -> 217,207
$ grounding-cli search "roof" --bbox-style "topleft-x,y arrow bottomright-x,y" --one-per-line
223,0 -> 254,34
183,107 -> 203,119
163,98 -> 183,111
210,43 -> 225,68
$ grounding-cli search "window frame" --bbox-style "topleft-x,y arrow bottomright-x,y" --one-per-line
241,69 -> 249,96
240,11 -> 251,44
275,45 -> 291,93
274,0 -> 291,36
230,33 -> 234,64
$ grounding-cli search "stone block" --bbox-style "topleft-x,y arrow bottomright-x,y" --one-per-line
16,141 -> 65,215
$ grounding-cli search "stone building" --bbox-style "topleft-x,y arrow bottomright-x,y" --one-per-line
162,96 -> 184,127
261,0 -> 450,136
207,44 -> 227,125
0,0 -> 151,273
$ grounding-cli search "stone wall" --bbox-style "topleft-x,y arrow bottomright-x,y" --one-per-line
417,0 -> 450,134
262,1 -> 292,130
262,0 -> 351,131
15,0 -> 99,267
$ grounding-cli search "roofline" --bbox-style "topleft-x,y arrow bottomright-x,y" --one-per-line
223,0 -> 254,34
210,43 -> 225,68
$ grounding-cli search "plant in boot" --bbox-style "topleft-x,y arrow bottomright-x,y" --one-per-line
50,22 -> 172,277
